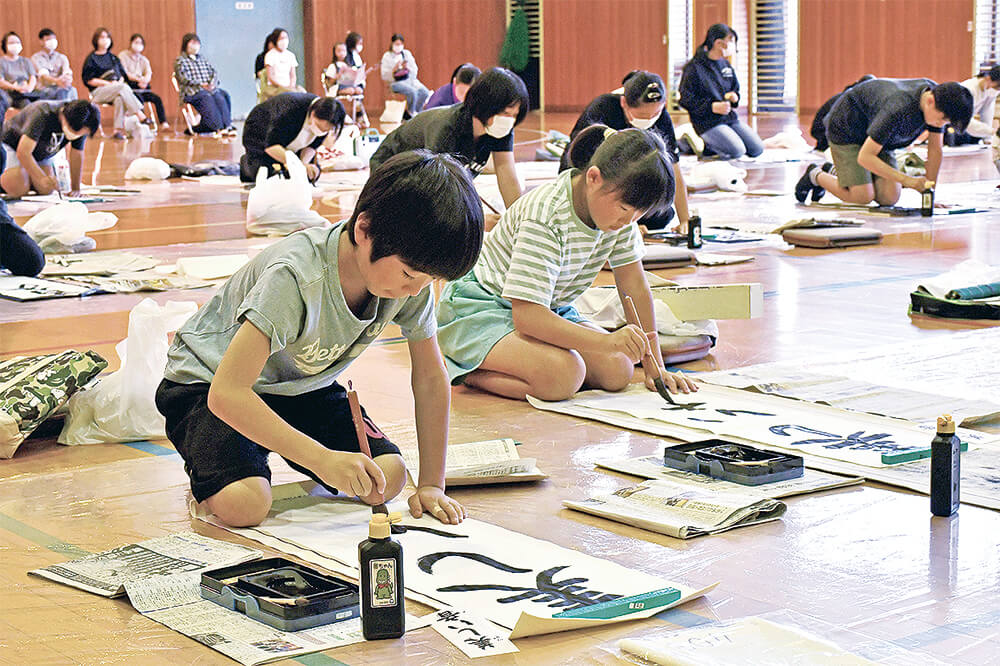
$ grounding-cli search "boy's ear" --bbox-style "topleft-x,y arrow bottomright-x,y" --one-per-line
354,212 -> 371,241
586,165 -> 604,188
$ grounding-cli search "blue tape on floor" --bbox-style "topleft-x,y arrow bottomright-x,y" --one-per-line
120,440 -> 178,456
293,653 -> 351,666
892,608 -> 1000,649
0,512 -> 91,557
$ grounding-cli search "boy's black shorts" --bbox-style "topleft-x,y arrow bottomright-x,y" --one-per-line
155,379 -> 401,503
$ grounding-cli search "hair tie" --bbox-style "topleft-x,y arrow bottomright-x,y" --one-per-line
603,127 -> 617,140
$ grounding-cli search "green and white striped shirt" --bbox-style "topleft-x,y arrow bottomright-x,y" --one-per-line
473,169 -> 643,310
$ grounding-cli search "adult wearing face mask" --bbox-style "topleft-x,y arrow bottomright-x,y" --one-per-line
1,32 -> 44,114
260,28 -> 305,100
82,27 -> 151,139
369,67 -> 528,210
380,33 -> 430,116
31,29 -> 78,102
239,94 -> 346,183
0,99 -> 100,198
174,33 -> 235,135
679,23 -> 763,160
558,71 -> 689,231
119,33 -> 169,131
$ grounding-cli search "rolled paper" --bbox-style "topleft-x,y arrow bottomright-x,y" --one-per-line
945,282 -> 1000,301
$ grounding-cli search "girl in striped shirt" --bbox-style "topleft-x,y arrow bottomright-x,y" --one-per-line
437,125 -> 699,401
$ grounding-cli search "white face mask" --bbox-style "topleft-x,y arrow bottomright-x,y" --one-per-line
356,44 -> 363,53
392,44 -> 404,54
723,42 -> 735,58
7,42 -> 22,56
629,112 -> 659,130
44,38 -> 58,51
309,121 -> 326,135
188,44 -> 200,56
277,38 -> 289,50
485,115 -> 515,139
98,38 -> 110,50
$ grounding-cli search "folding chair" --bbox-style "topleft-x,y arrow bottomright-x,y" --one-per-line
171,73 -> 200,134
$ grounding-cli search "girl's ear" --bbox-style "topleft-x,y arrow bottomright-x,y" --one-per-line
585,165 -> 605,189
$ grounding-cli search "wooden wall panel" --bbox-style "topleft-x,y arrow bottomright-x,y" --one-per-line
303,0 -> 507,114
543,0 -> 669,112
693,0 -> 730,49
799,0 -> 974,114
2,0 -> 196,122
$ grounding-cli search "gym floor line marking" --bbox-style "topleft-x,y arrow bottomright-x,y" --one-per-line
120,440 -> 178,457
0,512 -> 91,558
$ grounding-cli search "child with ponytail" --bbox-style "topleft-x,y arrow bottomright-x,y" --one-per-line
436,125 -> 699,401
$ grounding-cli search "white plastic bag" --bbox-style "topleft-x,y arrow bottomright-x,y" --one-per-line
59,298 -> 198,445
125,157 -> 171,180
22,202 -> 117,253
685,162 -> 748,193
245,150 -> 327,236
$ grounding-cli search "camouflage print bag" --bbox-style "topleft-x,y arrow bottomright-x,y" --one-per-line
0,350 -> 107,458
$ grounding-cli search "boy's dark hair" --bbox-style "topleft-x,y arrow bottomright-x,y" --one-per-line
1,32 -> 20,54
390,33 -> 405,44
700,23 -> 737,52
347,150 -> 484,281
60,100 -> 101,137
346,31 -> 362,52
980,65 -> 1000,83
623,70 -> 665,107
567,125 -> 674,215
452,63 -> 481,86
932,82 -> 974,132
130,33 -> 145,45
462,67 -> 529,125
180,33 -> 200,54
311,97 -> 346,134
38,28 -> 56,40
91,27 -> 112,51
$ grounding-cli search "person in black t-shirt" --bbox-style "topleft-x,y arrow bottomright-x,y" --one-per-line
370,68 -> 529,225
560,71 -> 689,231
679,24 -> 763,160
795,78 -> 973,206
0,99 -> 100,197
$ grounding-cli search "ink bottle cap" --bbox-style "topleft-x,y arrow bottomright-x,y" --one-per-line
369,515 -> 391,539
937,414 -> 955,434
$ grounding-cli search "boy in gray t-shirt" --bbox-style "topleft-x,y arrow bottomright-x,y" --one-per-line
156,150 -> 484,528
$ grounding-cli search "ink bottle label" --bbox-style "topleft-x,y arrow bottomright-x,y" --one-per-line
369,558 -> 397,608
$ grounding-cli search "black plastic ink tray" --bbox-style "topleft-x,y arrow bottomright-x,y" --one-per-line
663,440 -> 804,485
200,557 -> 360,631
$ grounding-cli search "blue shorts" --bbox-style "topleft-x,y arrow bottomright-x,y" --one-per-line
436,272 -> 589,384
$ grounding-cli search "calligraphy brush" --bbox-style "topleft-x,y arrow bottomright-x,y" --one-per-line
346,380 -> 388,515
622,296 -> 677,405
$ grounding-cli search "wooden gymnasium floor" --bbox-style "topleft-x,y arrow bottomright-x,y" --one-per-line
2,112 -> 999,665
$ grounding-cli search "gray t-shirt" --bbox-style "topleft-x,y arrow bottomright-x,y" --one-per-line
164,223 -> 437,395
825,78 -> 934,151
0,56 -> 37,84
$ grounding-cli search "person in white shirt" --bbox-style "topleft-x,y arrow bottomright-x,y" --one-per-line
951,66 -> 1000,145
380,33 -> 429,116
31,29 -> 77,101
260,28 -> 304,100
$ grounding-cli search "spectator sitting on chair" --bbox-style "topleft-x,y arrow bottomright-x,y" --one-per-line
82,27 -> 150,139
31,29 -> 78,103
174,33 -> 235,136
0,198 -> 45,277
424,63 -> 481,110
260,28 -> 305,100
254,32 -> 276,81
948,65 -> 1000,146
239,93 -> 346,183
118,34 -> 170,131
380,33 -> 430,116
1,32 -> 44,116
323,42 -> 370,127
0,99 -> 100,198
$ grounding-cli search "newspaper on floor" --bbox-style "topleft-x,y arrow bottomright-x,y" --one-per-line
563,479 -> 786,539
123,571 -> 403,666
40,252 -> 159,276
598,454 -> 864,497
402,438 -> 547,486
29,532 -> 261,597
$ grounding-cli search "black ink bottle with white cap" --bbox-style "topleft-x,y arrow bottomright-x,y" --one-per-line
359,514 -> 405,639
930,414 -> 961,517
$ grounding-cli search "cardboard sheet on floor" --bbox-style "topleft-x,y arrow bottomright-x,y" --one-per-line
200,482 -> 715,638
528,385 -> 1000,510
782,226 -> 883,248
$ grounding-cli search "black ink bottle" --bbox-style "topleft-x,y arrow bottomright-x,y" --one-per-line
930,414 -> 960,517
921,187 -> 934,217
687,208 -> 702,249
359,514 -> 405,639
